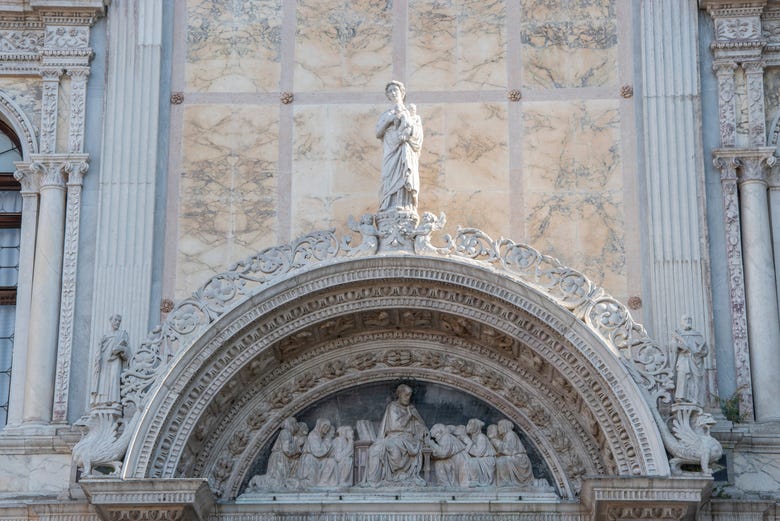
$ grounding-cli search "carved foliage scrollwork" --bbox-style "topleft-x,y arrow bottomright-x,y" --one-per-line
713,156 -> 754,420
0,30 -> 43,53
713,62 -> 738,147
39,67 -> 61,154
52,158 -> 89,423
44,26 -> 89,50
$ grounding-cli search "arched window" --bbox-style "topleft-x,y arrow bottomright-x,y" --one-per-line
0,121 -> 22,426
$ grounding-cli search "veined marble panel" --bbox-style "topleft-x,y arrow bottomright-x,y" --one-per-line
418,102 -> 510,237
186,0 -> 282,92
177,104 -> 278,298
520,0 -> 617,89
0,453 -> 70,494
291,102 -> 509,239
732,450 -> 780,495
295,0 -> 392,92
0,76 -> 42,135
291,104 -> 380,235
408,0 -> 507,90
55,78 -> 70,153
522,100 -> 625,299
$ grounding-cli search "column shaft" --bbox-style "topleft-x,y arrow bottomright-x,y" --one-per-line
741,174 -> 780,420
5,174 -> 39,426
21,165 -> 66,424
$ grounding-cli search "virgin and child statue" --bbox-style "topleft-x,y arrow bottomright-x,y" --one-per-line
376,81 -> 423,214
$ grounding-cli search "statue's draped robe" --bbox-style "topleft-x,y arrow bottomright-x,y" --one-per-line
494,430 -> 533,486
366,399 -> 427,485
429,431 -> 468,487
673,329 -> 707,405
465,433 -> 496,486
376,106 -> 423,212
94,328 -> 129,405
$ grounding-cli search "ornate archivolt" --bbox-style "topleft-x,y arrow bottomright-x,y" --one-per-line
117,254 -> 669,499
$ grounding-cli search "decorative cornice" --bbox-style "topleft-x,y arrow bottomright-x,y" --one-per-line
80,479 -> 214,521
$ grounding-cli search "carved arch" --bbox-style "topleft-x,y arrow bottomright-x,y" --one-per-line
0,89 -> 37,158
122,255 -> 670,499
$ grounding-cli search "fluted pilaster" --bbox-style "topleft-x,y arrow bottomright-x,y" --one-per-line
89,0 -> 163,367
640,0 -> 716,406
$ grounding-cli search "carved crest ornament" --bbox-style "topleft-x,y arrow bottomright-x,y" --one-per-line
73,82 -> 721,500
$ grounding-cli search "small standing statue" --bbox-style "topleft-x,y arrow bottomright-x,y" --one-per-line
91,314 -> 130,407
672,315 -> 708,405
376,81 -> 423,214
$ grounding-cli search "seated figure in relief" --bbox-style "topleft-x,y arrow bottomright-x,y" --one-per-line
489,420 -> 534,487
248,416 -> 301,490
461,419 -> 496,487
427,423 -> 469,487
332,426 -> 354,487
366,384 -> 428,486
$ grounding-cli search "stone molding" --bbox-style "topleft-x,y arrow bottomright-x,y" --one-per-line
80,478 -> 214,521
581,477 -> 712,521
0,87 -> 38,156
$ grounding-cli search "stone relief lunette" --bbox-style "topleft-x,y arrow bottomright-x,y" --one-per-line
243,384 -> 552,493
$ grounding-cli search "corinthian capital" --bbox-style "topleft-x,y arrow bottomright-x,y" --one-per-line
28,153 -> 90,189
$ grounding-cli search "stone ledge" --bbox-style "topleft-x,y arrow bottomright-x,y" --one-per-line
580,477 -> 712,521
80,479 -> 214,521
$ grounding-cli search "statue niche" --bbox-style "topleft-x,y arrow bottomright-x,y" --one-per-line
242,382 -> 553,495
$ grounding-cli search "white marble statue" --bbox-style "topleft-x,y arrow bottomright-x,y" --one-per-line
298,418 -> 336,487
332,426 -> 354,487
427,423 -> 468,487
91,314 -> 130,407
462,419 -> 496,487
366,384 -> 428,486
248,417 -> 301,490
490,420 -> 534,487
672,315 -> 708,405
376,81 -> 423,213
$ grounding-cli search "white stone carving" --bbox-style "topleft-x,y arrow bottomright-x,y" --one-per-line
52,157 -> 89,422
0,30 -> 43,53
427,424 -> 468,487
73,405 -> 134,477
246,386 -> 552,493
712,155 -> 754,420
713,62 -> 737,147
365,384 -> 427,487
715,17 -> 761,41
671,316 -> 708,406
39,67 -> 61,154
44,25 -> 89,49
491,419 -> 534,487
68,67 -> 89,153
377,81 -> 422,214
654,403 -> 722,476
92,315 -> 131,407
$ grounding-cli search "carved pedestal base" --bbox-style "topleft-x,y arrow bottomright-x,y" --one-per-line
376,210 -> 419,252
80,479 -> 214,521
581,477 -> 712,521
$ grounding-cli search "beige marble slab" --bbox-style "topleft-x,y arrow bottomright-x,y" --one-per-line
295,0 -> 392,92
291,104 -> 381,235
176,104 -> 279,297
520,0 -> 617,89
522,99 -> 625,300
185,0 -> 282,92
408,0 -> 506,90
